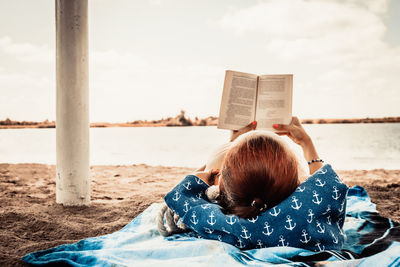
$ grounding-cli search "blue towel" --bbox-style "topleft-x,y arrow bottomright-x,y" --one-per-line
165,164 -> 348,251
23,187 -> 400,266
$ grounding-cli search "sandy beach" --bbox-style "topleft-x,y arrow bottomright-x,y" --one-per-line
1,163 -> 399,266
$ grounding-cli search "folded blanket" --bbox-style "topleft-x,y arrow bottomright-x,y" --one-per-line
23,186 -> 400,266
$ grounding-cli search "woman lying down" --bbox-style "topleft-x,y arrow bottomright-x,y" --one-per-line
158,117 -> 348,251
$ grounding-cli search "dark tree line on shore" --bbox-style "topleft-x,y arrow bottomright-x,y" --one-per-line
1,113 -> 399,128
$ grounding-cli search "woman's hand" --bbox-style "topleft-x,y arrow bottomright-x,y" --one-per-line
193,169 -> 220,186
272,117 -> 310,147
273,117 -> 323,174
230,121 -> 257,142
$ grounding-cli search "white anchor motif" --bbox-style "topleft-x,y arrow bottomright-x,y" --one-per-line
285,215 -> 296,231
226,215 -> 237,225
256,240 -> 263,248
316,220 -> 325,234
339,200 -> 345,213
190,197 -> 198,202
172,191 -> 180,201
312,190 -> 323,205
221,227 -> 231,234
207,211 -> 216,226
307,209 -> 314,223
278,235 -> 289,247
296,186 -> 305,192
315,178 -> 326,187
330,230 -> 338,244
269,207 -> 281,217
315,168 -> 328,175
248,216 -> 258,223
183,181 -> 191,190
326,215 -> 332,225
190,211 -> 199,225
240,227 -> 251,239
183,200 -> 190,212
201,204 -> 211,210
217,235 -> 222,241
322,205 -> 331,215
262,222 -> 274,236
236,238 -> 245,249
336,222 -> 346,237
315,241 -> 325,252
300,229 -> 311,244
334,175 -> 343,184
195,177 -> 204,185
196,192 -> 203,199
291,196 -> 302,210
332,186 -> 341,200
204,227 -> 214,234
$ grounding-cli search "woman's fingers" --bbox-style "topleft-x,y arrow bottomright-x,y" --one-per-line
274,116 -> 301,132
230,121 -> 257,141
291,116 -> 301,125
273,123 -> 292,132
241,121 -> 257,132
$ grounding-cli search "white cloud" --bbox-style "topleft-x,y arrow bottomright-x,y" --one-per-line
0,36 -> 224,122
218,0 -> 386,45
217,0 -> 400,118
0,36 -> 55,121
89,49 -> 225,122
0,36 -> 54,63
0,0 -> 398,122
343,0 -> 390,14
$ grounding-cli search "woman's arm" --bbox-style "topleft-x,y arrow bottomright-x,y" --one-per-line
298,137 -> 323,175
192,169 -> 220,186
195,165 -> 206,172
273,117 -> 323,175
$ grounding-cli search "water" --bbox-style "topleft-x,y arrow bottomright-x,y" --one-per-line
0,124 -> 399,170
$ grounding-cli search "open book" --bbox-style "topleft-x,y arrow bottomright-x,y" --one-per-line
217,70 -> 293,130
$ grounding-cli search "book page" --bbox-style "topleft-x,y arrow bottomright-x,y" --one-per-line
255,74 -> 293,130
217,70 -> 258,130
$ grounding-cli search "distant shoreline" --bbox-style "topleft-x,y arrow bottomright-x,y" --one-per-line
0,116 -> 399,129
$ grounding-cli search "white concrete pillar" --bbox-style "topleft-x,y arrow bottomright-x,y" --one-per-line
56,0 -> 90,205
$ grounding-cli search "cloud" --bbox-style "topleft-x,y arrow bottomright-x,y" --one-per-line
1,0 -> 398,123
0,36 -> 224,122
218,0 -> 386,45
0,36 -> 55,121
216,0 -> 400,118
343,0 -> 390,14
89,49 -> 225,122
0,36 -> 54,63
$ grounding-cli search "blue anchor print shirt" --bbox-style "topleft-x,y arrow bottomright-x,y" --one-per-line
164,164 -> 348,251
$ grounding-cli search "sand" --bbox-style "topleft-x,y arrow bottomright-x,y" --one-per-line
1,163 -> 399,266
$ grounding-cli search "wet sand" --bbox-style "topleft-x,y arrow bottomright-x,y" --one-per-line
0,163 -> 399,266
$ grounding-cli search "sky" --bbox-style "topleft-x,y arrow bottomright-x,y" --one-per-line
0,0 -> 399,122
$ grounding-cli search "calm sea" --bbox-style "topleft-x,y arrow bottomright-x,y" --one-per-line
0,124 -> 399,170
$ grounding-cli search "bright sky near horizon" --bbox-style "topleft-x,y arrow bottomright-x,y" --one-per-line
0,0 -> 399,122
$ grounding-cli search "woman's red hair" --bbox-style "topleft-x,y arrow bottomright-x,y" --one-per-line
219,131 -> 299,219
